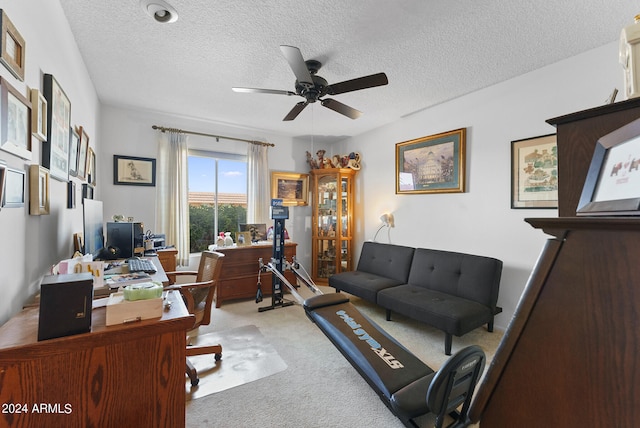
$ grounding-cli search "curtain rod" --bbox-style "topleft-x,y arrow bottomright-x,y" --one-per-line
151,125 -> 275,147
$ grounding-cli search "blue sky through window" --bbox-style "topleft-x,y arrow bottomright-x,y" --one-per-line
188,157 -> 247,193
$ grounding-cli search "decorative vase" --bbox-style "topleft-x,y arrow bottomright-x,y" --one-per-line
224,232 -> 233,247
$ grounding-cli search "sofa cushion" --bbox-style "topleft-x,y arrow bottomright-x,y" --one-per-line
329,271 -> 404,303
406,248 -> 502,310
356,242 -> 415,284
377,285 -> 493,336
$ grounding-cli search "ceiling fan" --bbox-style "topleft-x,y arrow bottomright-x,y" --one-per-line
232,45 -> 388,121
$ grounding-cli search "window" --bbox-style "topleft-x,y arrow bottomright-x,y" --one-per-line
188,150 -> 247,253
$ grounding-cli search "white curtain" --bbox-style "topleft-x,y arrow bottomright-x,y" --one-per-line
155,131 -> 190,266
246,143 -> 270,224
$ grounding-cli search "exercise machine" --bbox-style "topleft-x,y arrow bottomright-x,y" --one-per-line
258,256 -> 486,427
256,199 -> 295,312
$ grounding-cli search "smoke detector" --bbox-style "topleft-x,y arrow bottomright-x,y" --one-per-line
140,0 -> 178,23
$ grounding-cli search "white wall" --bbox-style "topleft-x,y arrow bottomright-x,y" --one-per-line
0,1 -> 99,324
340,42 -> 624,329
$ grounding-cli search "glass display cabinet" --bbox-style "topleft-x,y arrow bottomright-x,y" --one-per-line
311,168 -> 356,283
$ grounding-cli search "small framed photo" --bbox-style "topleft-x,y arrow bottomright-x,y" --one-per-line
76,126 -> 89,180
577,117 -> 640,216
113,155 -> 156,186
270,171 -> 309,206
29,164 -> 49,215
82,183 -> 94,201
396,128 -> 466,194
0,9 -> 25,81
30,88 -> 47,142
2,165 -> 25,208
511,134 -> 558,209
235,231 -> 252,246
43,74 -> 71,181
0,76 -> 32,160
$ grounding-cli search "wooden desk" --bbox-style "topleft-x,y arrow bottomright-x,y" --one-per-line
214,242 -> 297,307
0,290 -> 193,427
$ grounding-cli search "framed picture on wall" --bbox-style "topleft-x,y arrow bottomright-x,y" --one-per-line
0,9 -> 26,81
30,88 -> 47,142
76,126 -> 88,180
43,73 -> 71,181
29,164 -> 49,215
270,171 -> 309,206
113,155 -> 156,186
2,165 -> 25,208
396,128 -> 466,194
511,134 -> 558,209
68,126 -> 79,177
0,76 -> 32,160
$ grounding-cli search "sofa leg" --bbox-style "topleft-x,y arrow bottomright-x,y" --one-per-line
386,309 -> 392,321
488,318 -> 494,332
445,333 -> 452,356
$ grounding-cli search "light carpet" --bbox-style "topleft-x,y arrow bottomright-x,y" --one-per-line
185,324 -> 288,401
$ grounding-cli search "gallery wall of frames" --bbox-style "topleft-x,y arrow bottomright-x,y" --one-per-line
0,9 -> 96,214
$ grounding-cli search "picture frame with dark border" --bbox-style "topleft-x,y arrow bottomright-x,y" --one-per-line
30,88 -> 47,142
510,133 -> 558,209
82,183 -> 94,201
0,160 -> 5,209
396,128 -> 466,194
29,164 -> 49,215
0,9 -> 25,81
270,171 -> 309,206
67,180 -> 76,209
577,117 -> 640,216
2,165 -> 25,208
43,74 -> 71,181
113,155 -> 156,186
0,76 -> 31,160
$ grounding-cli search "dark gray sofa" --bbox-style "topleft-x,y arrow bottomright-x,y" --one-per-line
329,242 -> 503,355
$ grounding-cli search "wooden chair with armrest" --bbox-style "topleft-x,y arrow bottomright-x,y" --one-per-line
164,250 -> 225,386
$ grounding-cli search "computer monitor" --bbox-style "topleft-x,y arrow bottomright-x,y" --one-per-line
83,199 -> 105,259
239,223 -> 267,242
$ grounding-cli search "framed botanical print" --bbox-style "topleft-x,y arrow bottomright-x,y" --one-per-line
43,74 -> 71,181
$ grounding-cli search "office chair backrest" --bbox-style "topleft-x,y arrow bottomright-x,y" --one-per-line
426,345 -> 486,428
190,251 -> 224,327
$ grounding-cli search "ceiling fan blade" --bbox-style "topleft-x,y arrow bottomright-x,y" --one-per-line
232,87 -> 297,96
283,101 -> 308,121
280,45 -> 313,87
327,72 -> 388,96
321,98 -> 362,119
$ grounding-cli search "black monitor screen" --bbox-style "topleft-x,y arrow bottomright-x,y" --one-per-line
83,199 -> 105,258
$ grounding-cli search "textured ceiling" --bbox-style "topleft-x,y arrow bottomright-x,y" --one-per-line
59,0 -> 639,143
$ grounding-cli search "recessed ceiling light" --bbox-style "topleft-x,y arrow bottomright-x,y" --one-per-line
140,0 -> 178,24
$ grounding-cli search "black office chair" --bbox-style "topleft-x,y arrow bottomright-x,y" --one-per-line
426,345 -> 486,428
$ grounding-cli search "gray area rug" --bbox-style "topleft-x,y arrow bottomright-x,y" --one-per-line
185,324 -> 288,401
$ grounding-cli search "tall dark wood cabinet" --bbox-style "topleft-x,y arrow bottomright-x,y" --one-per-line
547,97 -> 640,216
470,101 -> 640,426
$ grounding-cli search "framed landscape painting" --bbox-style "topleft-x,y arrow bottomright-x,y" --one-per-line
396,128 -> 466,194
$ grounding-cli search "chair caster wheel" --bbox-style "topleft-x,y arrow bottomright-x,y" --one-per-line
190,378 -> 199,387
215,353 -> 222,361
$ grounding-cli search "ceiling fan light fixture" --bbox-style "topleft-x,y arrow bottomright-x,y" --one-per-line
140,0 -> 178,23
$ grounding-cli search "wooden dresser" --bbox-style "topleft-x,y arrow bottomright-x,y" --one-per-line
214,242 -> 297,307
0,290 -> 193,427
